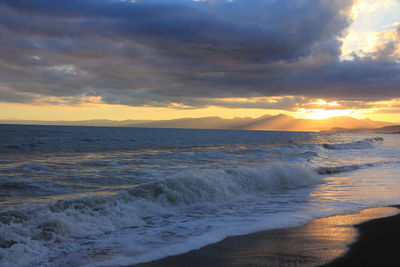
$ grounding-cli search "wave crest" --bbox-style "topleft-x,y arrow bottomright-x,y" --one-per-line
127,164 -> 318,205
322,137 -> 383,150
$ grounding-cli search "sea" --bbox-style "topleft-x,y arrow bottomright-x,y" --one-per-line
1,124 -> 400,267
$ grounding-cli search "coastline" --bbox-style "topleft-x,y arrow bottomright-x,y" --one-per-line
132,206 -> 400,267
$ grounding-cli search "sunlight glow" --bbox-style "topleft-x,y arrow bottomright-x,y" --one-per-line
3,97 -> 400,123
341,0 -> 400,60
298,108 -> 358,120
310,99 -> 340,107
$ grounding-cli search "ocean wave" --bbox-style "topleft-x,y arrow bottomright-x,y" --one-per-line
316,163 -> 375,174
127,164 -> 318,205
0,163 -> 319,267
322,137 -> 383,150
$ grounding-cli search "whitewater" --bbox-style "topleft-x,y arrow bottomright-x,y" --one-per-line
1,125 -> 400,267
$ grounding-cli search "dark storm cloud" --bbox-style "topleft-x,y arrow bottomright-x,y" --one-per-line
0,0 -> 399,108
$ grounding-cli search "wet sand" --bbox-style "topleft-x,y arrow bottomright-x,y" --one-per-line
324,205 -> 400,266
132,206 -> 399,267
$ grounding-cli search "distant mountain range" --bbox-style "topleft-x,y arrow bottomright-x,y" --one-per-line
1,114 -> 396,132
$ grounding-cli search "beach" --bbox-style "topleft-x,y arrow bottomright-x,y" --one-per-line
134,206 -> 400,267
325,205 -> 400,266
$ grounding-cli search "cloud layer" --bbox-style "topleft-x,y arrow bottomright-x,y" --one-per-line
0,0 -> 399,109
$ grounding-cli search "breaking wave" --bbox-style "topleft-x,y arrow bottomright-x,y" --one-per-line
322,137 -> 383,150
316,163 -> 375,174
0,163 -> 319,267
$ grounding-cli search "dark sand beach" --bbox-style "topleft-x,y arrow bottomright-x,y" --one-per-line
324,205 -> 400,266
133,207 -> 400,267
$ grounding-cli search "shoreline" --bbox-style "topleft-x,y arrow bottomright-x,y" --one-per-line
132,206 -> 400,267
324,205 -> 400,266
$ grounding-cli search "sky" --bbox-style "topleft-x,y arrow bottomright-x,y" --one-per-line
0,0 -> 399,122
